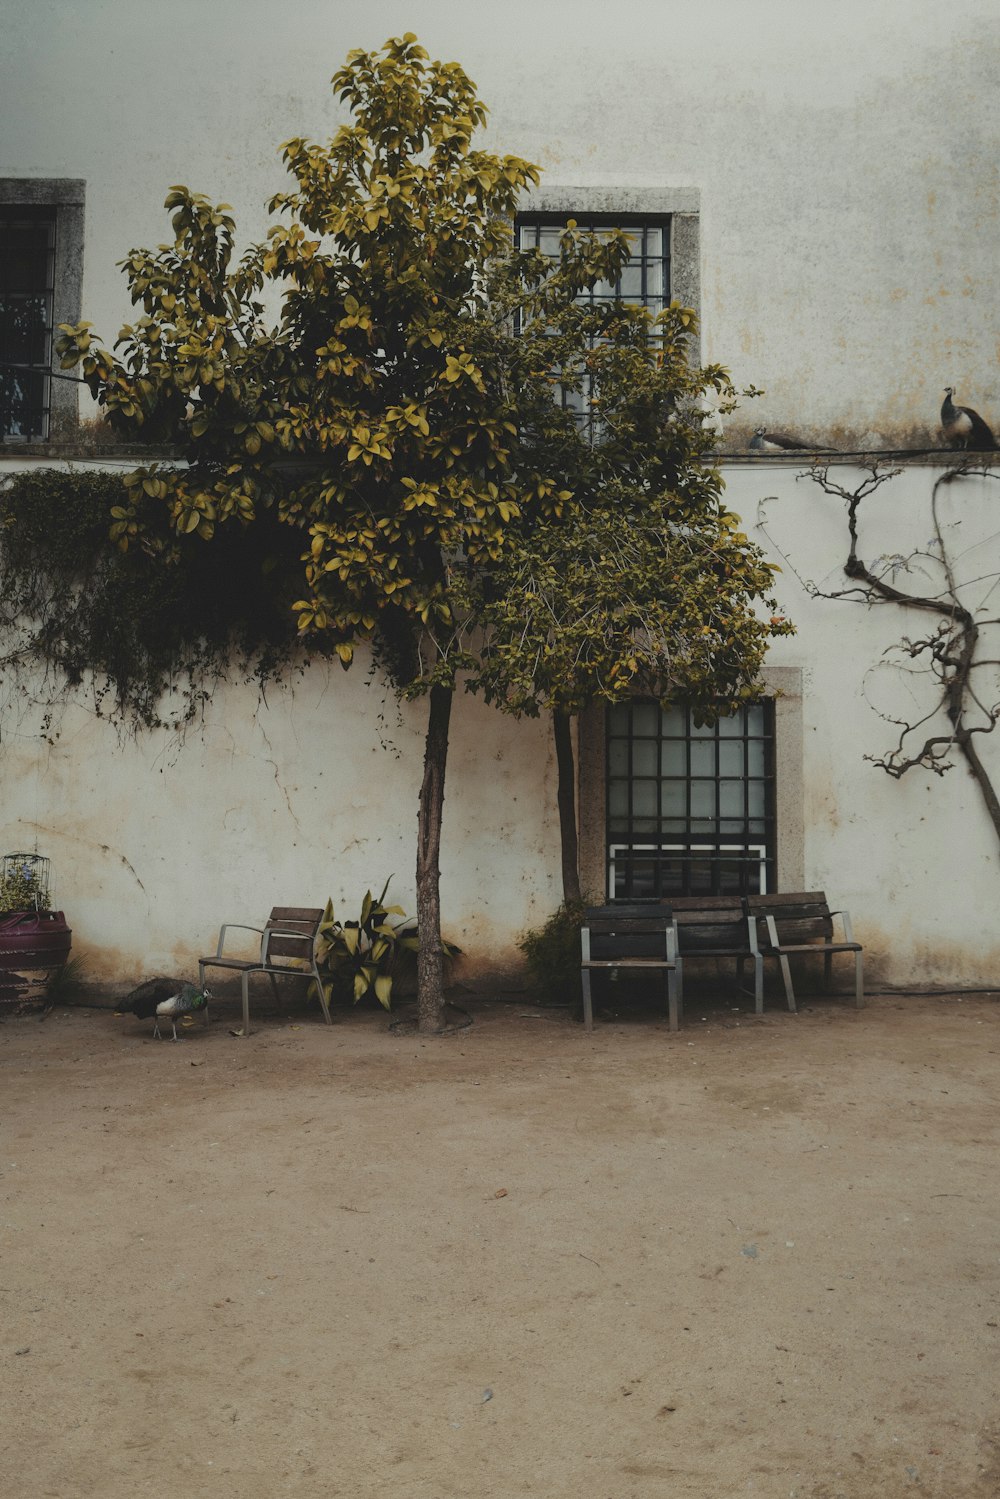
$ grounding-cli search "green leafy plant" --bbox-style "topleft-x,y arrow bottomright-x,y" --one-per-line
518,901 -> 588,1008
0,859 -> 52,914
314,879 -> 419,1010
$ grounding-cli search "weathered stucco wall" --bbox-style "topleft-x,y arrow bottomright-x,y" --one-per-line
0,592 -> 564,987
2,456 -> 998,991
2,5 -> 998,988
2,0 -> 998,448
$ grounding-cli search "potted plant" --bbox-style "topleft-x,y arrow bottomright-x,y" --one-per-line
312,880 -> 419,1011
0,853 -> 72,977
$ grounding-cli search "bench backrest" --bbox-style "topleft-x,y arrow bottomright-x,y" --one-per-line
264,906 -> 324,967
582,904 -> 675,961
669,899 -> 753,955
745,892 -> 833,945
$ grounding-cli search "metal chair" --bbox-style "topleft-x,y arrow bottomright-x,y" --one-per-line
745,892 -> 864,1011
198,905 -> 331,1036
580,904 -> 680,1031
669,896 -> 764,1014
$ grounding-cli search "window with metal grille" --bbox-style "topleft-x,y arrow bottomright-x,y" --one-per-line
606,699 -> 776,898
515,214 -> 669,427
0,209 -> 55,440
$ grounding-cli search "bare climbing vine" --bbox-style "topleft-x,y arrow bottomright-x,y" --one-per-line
766,460 -> 1000,846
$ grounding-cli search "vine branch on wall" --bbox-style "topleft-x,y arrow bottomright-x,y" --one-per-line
767,460 -> 1000,846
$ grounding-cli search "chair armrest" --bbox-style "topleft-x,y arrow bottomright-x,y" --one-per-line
764,913 -> 781,951
580,927 -> 592,964
215,923 -> 264,959
665,923 -> 678,963
746,914 -> 761,954
830,910 -> 856,942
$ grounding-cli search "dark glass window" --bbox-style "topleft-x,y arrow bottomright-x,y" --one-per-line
515,214 -> 669,428
606,699 -> 776,898
0,210 -> 55,440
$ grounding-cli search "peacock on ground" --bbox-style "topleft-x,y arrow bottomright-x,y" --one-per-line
115,978 -> 211,1040
940,388 -> 997,451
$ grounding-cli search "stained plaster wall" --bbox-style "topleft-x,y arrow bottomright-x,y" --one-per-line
2,457 -> 998,989
2,3 -> 999,985
2,0 -> 999,451
0,497 -> 564,989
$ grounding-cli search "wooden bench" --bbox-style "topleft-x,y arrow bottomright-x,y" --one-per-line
198,905 -> 331,1036
669,895 -> 764,1014
580,904 -> 680,1032
745,892 -> 864,1011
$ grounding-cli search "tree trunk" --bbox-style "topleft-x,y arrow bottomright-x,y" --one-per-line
552,709 -> 582,905
416,683 -> 453,1033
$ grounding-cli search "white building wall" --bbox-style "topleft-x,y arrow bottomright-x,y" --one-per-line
2,4 -> 999,987
2,1 -> 999,446
0,569 -> 564,986
2,455 -> 997,990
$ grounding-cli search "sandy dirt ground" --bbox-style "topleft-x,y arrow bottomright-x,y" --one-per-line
2,984 -> 999,1499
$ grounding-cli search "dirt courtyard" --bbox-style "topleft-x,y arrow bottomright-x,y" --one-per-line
2,987 -> 999,1499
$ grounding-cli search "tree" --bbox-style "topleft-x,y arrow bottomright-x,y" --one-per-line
57,34 -> 790,1029
465,492 -> 791,903
58,35 -> 638,1031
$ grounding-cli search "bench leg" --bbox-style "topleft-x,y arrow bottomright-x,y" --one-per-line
854,951 -> 865,1008
777,952 -> 797,1013
242,971 -> 252,1037
753,954 -> 764,1015
313,965 -> 333,1025
667,968 -> 680,1033
824,949 -> 833,992
581,969 -> 594,1032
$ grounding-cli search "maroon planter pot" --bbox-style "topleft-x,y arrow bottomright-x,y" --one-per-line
0,911 -> 72,971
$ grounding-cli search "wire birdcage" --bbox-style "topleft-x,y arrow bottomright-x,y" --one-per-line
0,852 -> 52,912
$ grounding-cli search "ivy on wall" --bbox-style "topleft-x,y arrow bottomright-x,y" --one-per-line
0,468 -> 308,734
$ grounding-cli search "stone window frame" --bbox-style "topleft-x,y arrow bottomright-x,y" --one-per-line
516,185 -> 702,361
604,696 -> 778,898
0,178 -> 86,442
578,662 -> 805,900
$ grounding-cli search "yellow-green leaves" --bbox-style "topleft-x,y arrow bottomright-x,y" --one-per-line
387,403 -> 430,437
346,425 -> 392,465
109,503 -> 138,550
441,351 -> 485,391
52,32 -> 769,723
337,295 -> 373,333
313,877 -> 419,1010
